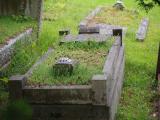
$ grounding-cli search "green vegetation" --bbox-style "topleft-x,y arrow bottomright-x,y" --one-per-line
0,0 -> 160,119
94,6 -> 142,27
0,16 -> 36,44
2,100 -> 32,120
28,41 -> 113,85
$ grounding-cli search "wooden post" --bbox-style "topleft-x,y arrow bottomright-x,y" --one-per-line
156,43 -> 160,120
37,0 -> 43,38
156,43 -> 160,81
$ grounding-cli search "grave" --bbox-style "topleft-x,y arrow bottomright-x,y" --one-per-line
8,5 -> 126,120
9,33 -> 125,120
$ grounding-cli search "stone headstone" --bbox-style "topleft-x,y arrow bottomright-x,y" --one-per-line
53,57 -> 78,76
136,18 -> 149,41
113,0 -> 125,10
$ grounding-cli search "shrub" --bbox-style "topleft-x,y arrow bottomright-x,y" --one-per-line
3,100 -> 32,120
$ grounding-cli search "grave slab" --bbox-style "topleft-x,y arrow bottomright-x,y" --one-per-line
79,24 -> 127,37
60,34 -> 111,43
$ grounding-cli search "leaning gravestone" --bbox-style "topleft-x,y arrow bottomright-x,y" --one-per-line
136,18 -> 149,41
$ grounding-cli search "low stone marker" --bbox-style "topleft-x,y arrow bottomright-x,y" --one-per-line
136,18 -> 149,41
53,57 -> 78,76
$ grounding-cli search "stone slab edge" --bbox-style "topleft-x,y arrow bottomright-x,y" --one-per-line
79,6 -> 103,28
25,48 -> 54,77
0,28 -> 33,67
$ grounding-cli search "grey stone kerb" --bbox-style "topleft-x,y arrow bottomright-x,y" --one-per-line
0,28 -> 33,68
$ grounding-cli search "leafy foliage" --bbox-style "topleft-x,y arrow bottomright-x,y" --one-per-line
11,15 -> 33,23
136,0 -> 160,11
2,100 -> 32,120
0,16 -> 35,44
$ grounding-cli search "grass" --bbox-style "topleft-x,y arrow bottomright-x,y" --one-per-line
0,0 -> 160,119
0,16 -> 36,44
28,40 -> 113,85
93,6 -> 142,27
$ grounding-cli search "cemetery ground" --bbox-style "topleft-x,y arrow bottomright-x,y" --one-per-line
0,0 -> 160,119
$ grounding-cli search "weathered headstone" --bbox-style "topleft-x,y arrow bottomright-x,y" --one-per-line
53,57 -> 78,76
136,18 -> 149,41
113,0 -> 125,10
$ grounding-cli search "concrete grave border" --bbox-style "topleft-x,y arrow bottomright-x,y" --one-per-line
0,28 -> 33,68
79,6 -> 103,28
0,0 -> 43,68
9,31 -> 125,120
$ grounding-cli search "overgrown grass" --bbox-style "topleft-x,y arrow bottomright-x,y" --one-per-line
0,16 -> 36,44
28,40 -> 113,85
0,0 -> 160,119
93,6 -> 142,27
